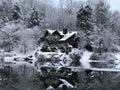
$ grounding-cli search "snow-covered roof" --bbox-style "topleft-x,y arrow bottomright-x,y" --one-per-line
46,29 -> 77,41
59,79 -> 74,88
47,85 -> 55,90
47,29 -> 56,34
59,32 -> 77,41
58,31 -> 66,36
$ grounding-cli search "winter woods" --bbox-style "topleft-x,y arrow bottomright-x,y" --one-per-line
0,0 -> 120,90
0,0 -> 119,54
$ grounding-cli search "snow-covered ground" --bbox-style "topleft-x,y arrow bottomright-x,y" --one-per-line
2,48 -> 120,73
80,51 -> 92,68
2,51 -> 36,68
115,53 -> 120,68
115,54 -> 120,60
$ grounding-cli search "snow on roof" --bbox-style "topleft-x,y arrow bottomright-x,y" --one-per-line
47,29 -> 78,41
59,32 -> 77,41
47,29 -> 56,34
59,79 -> 74,88
58,31 -> 65,36
47,85 -> 55,90
47,29 -> 77,36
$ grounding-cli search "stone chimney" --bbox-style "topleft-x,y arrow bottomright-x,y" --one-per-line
63,28 -> 68,34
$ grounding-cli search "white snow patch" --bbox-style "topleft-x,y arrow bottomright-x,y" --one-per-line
115,53 -> 120,68
80,51 -> 92,68
115,54 -> 120,60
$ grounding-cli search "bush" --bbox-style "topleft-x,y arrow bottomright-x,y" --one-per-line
36,54 -> 46,65
41,45 -> 49,52
89,53 -> 100,60
90,53 -> 117,68
69,50 -> 82,66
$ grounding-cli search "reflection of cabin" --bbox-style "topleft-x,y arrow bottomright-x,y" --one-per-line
41,29 -> 79,48
40,66 -> 78,90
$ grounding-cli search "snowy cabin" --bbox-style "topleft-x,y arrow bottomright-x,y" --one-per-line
41,29 -> 79,48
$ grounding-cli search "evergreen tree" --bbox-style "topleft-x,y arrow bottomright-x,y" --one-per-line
27,8 -> 40,28
95,0 -> 110,28
0,1 -> 13,23
12,3 -> 21,21
76,5 -> 93,35
93,1 -> 111,54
